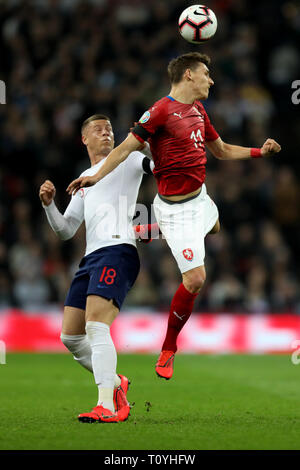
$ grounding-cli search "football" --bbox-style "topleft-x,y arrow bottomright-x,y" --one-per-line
178,4 -> 218,44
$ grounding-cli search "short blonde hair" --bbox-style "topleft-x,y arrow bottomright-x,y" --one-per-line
81,114 -> 110,134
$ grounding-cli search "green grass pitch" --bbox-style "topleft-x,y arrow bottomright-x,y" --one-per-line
1,353 -> 300,450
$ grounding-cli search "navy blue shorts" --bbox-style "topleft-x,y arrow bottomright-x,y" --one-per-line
64,244 -> 140,311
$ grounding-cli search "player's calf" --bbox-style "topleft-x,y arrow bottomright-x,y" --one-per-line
60,333 -> 93,372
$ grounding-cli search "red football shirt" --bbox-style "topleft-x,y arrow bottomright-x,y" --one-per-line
131,95 -> 219,196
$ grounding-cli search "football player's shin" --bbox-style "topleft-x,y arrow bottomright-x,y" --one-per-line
60,332 -> 121,388
162,283 -> 198,352
86,321 -> 117,412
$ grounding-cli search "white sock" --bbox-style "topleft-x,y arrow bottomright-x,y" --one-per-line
60,333 -> 121,389
85,321 -> 117,412
60,333 -> 93,372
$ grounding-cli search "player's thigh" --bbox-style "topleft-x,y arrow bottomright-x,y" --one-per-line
85,295 -> 119,327
62,306 -> 86,335
204,191 -> 219,236
154,195 -> 206,273
85,245 -> 139,326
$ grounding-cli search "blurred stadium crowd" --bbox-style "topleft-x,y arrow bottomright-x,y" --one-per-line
0,0 -> 299,313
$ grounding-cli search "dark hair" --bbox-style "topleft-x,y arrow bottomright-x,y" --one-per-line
167,52 -> 211,84
81,114 -> 110,134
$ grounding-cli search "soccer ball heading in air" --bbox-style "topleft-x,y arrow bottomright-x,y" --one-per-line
178,5 -> 217,44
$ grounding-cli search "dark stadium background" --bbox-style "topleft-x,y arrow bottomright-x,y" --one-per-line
2,1 -> 300,452
0,0 -> 299,316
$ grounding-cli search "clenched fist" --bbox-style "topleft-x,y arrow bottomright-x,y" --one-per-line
261,138 -> 281,157
39,180 -> 56,206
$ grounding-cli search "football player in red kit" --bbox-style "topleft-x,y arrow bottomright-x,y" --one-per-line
67,52 -> 281,380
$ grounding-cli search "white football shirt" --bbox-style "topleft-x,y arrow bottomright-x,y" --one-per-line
59,151 -> 153,256
43,151 -> 154,256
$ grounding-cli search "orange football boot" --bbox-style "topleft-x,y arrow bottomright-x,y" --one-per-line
78,375 -> 132,423
114,374 -> 130,412
155,350 -> 175,380
78,405 -> 119,423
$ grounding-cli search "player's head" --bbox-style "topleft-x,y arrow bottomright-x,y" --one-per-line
168,52 -> 214,100
81,114 -> 114,157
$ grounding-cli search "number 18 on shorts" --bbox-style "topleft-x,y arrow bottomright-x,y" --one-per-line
65,244 -> 140,310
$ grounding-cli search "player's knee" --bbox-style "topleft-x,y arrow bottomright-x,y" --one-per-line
184,272 -> 206,294
85,310 -> 118,325
85,296 -> 119,326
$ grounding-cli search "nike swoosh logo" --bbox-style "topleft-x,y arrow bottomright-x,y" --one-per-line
193,10 -> 206,16
174,311 -> 185,321
101,412 -> 116,419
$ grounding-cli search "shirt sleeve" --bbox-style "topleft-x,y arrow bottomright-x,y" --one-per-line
142,157 -> 154,175
131,102 -> 167,143
203,107 -> 219,142
140,141 -> 153,160
63,191 -> 84,223
43,194 -> 84,240
127,151 -> 155,175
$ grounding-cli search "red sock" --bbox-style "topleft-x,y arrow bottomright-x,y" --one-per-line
162,283 -> 198,353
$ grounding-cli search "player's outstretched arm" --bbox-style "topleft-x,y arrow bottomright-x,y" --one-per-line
206,137 -> 281,160
66,133 -> 142,195
40,179 -> 83,240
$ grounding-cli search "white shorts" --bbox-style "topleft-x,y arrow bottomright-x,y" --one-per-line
153,184 -> 219,273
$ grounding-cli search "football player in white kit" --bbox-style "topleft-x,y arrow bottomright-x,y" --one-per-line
39,114 -> 154,423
